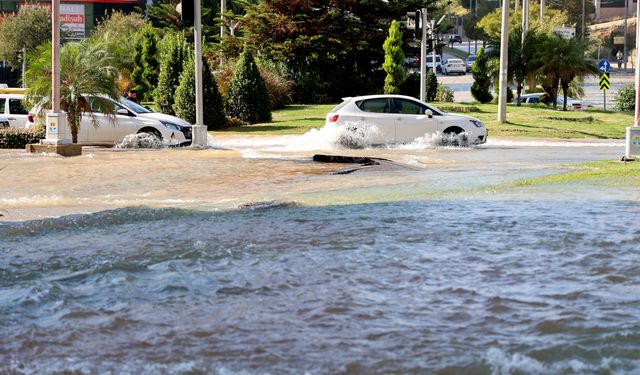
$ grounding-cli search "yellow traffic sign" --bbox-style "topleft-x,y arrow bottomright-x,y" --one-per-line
600,73 -> 610,90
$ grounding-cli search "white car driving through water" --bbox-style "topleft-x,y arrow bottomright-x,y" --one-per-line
27,96 -> 192,146
325,95 -> 487,147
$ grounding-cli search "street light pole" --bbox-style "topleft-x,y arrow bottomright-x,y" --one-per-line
420,8 -> 427,102
498,0 -> 510,123
42,0 -> 71,146
623,0 -> 628,71
540,0 -> 544,27
624,0 -> 640,159
192,0 -> 207,147
220,0 -> 226,38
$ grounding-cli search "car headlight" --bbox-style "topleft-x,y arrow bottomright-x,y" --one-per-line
160,121 -> 182,130
470,119 -> 484,128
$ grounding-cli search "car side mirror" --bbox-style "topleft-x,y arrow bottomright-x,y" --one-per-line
116,108 -> 132,116
425,109 -> 433,118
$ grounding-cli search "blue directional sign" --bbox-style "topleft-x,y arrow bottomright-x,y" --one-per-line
598,59 -> 611,73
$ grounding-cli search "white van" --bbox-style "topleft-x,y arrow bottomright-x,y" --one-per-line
0,88 -> 29,128
425,55 -> 442,73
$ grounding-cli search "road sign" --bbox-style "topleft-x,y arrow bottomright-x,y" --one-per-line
600,73 -> 610,90
598,59 -> 611,73
553,26 -> 576,39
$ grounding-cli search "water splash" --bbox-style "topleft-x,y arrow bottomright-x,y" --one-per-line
114,133 -> 165,149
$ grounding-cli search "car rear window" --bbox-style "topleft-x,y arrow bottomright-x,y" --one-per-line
329,100 -> 349,113
356,98 -> 390,113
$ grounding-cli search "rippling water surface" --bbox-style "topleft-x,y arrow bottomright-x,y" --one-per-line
2,199 -> 639,374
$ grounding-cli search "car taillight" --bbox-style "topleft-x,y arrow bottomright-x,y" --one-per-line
28,114 -> 34,122
329,114 -> 339,122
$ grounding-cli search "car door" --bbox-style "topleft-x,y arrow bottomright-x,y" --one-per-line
84,97 -> 143,143
355,98 -> 396,144
7,97 -> 28,128
391,98 -> 438,142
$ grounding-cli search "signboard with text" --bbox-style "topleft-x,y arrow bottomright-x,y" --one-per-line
553,27 -> 576,39
60,4 -> 85,39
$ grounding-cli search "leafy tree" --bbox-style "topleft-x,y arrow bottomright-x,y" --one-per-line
173,54 -> 226,129
241,0 -> 440,103
383,20 -> 406,94
0,7 -> 50,68
90,11 -> 148,73
479,4 -> 568,40
426,70 -> 438,102
470,48 -> 493,103
225,49 -> 271,124
131,26 -> 160,101
155,32 -> 189,115
25,42 -> 119,144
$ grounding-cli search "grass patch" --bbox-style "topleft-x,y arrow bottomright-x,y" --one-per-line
213,102 -> 633,139
513,160 -> 640,187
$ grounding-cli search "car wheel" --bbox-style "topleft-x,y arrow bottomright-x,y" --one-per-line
136,128 -> 163,148
439,126 -> 469,147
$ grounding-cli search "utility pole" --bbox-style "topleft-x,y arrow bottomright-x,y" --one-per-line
498,0 -> 510,123
420,8 -> 427,102
431,19 -> 437,75
624,0 -> 640,159
21,47 -> 26,88
220,0 -> 226,38
522,0 -> 529,43
192,0 -> 207,147
42,0 -> 71,146
624,0 -> 628,70
540,0 -> 545,27
582,0 -> 586,41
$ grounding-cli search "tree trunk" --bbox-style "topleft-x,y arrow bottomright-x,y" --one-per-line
562,83 -> 569,111
516,81 -> 522,106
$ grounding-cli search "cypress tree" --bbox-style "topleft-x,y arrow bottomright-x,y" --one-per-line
426,70 -> 438,102
131,26 -> 159,101
225,49 -> 271,124
470,48 -> 493,103
173,53 -> 225,129
382,20 -> 405,94
155,33 -> 188,115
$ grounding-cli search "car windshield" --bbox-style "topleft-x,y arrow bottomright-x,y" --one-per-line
120,97 -> 152,114
467,56 -> 476,62
329,100 -> 350,113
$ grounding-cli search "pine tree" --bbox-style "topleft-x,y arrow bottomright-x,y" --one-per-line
382,20 -> 405,94
470,48 -> 493,103
173,53 -> 226,129
225,49 -> 271,124
155,32 -> 189,115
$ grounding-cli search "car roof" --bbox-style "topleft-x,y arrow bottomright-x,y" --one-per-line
344,94 -> 427,102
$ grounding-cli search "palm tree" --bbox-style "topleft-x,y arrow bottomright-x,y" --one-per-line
508,26 -> 543,105
25,41 -> 120,143
557,38 -> 598,111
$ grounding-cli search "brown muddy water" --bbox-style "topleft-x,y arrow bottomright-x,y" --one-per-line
1,135 -> 639,374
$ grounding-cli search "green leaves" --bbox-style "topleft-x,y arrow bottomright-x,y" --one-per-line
382,20 -> 406,94
225,49 -> 271,124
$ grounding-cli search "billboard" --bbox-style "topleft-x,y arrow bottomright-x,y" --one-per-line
60,4 -> 85,38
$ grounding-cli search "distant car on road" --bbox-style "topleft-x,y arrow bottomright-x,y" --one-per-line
442,58 -> 466,75
449,34 -> 463,44
466,55 -> 476,72
515,93 -> 584,110
324,94 -> 488,146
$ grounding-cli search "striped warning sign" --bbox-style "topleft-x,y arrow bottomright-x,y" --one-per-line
599,73 -> 610,90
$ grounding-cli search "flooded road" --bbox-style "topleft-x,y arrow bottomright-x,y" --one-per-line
1,135 -> 639,374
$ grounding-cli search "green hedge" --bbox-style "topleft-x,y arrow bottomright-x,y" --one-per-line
0,127 -> 45,149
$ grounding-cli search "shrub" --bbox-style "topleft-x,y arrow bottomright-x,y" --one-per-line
436,85 -> 455,102
0,127 -> 45,149
615,83 -> 635,112
426,70 -> 438,102
493,83 -> 514,103
225,49 -> 271,124
470,49 -> 493,103
174,54 -> 226,130
131,25 -> 159,101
